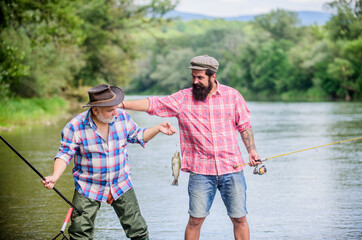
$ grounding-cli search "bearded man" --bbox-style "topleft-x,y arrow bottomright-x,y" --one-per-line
42,84 -> 177,240
121,54 -> 260,240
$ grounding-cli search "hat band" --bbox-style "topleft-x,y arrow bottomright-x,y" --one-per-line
89,92 -> 116,105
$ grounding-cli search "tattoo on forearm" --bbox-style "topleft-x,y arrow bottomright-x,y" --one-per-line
241,128 -> 256,152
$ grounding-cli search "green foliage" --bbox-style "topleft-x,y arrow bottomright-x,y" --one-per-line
253,9 -> 301,41
325,0 -> 362,40
0,42 -> 29,98
1,1 -> 361,102
250,40 -> 295,94
129,7 -> 361,101
0,97 -> 67,128
0,0 -> 176,97
73,0 -> 177,87
1,26 -> 85,97
0,0 -> 85,97
128,20 -> 249,94
327,57 -> 356,100
149,48 -> 193,93
0,0 -> 85,45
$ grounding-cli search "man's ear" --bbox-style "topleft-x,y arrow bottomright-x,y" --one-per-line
91,107 -> 98,115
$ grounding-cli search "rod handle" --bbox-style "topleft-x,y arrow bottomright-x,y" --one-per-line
233,158 -> 266,169
61,208 -> 73,232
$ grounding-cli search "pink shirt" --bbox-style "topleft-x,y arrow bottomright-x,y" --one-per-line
147,81 -> 251,175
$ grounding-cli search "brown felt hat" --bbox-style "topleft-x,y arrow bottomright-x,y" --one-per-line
189,54 -> 219,72
82,84 -> 124,108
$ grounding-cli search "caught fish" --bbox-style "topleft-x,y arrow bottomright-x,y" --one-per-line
171,151 -> 181,186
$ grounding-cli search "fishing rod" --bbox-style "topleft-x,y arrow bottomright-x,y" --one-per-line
52,207 -> 73,240
0,136 -> 82,216
233,136 -> 362,174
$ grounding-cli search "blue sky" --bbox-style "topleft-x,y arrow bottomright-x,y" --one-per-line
175,0 -> 332,17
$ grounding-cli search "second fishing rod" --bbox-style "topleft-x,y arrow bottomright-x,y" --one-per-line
235,136 -> 362,175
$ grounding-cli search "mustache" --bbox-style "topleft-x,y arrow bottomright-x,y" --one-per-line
192,83 -> 203,88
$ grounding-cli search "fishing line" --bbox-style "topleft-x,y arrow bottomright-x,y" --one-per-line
0,136 -> 82,215
233,136 -> 362,173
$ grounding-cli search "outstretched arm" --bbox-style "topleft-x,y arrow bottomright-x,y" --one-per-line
144,121 -> 177,142
41,158 -> 67,189
119,99 -> 150,112
240,127 -> 260,167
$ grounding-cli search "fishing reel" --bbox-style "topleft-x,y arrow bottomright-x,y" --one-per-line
253,160 -> 267,175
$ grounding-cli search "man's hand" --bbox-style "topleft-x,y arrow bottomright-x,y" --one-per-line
41,176 -> 58,189
248,149 -> 261,167
41,158 -> 66,189
159,121 -> 177,135
144,121 -> 177,141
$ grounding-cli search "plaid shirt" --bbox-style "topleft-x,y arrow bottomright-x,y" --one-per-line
148,81 -> 251,175
55,108 -> 146,202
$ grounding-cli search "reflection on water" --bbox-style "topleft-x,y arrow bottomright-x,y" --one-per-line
0,101 -> 361,239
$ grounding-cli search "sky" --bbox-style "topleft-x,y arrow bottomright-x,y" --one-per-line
175,0 -> 332,17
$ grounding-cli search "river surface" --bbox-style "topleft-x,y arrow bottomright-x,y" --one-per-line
0,100 -> 361,240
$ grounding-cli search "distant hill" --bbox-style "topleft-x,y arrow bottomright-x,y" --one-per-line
165,10 -> 332,26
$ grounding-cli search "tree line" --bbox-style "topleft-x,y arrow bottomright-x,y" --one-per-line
1,0 -> 361,101
0,0 -> 176,98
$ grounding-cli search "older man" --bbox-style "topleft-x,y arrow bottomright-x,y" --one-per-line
121,55 -> 260,240
42,84 -> 177,240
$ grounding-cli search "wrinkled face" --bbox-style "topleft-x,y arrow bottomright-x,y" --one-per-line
92,106 -> 117,124
191,70 -> 215,101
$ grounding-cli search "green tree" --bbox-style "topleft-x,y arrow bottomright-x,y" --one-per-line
251,40 -> 295,96
253,9 -> 301,42
327,57 -> 356,100
149,48 -> 193,93
223,31 -> 270,98
288,26 -> 332,100
0,0 -> 176,97
325,0 -> 362,40
324,0 -> 362,100
0,44 -> 29,98
74,0 -> 177,87
0,0 -> 84,97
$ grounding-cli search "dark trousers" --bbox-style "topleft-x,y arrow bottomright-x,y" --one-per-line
68,188 -> 149,240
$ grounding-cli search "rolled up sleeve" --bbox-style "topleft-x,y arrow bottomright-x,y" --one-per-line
235,93 -> 251,132
147,92 -> 184,118
125,113 -> 147,147
55,123 -> 79,165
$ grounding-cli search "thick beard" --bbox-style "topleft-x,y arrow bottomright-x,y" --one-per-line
192,77 -> 213,101
97,112 -> 115,124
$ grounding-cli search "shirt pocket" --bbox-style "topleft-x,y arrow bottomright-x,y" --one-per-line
80,139 -> 103,155
216,112 -> 234,134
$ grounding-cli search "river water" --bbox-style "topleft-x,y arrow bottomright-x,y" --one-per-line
0,100 -> 361,240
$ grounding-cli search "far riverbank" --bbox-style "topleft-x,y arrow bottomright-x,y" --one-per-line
1,94 -> 361,132
0,97 -> 73,132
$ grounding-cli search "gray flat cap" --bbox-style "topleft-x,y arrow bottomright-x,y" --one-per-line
189,54 -> 219,72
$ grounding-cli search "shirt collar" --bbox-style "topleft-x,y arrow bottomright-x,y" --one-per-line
83,108 -> 93,126
213,80 -> 222,96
